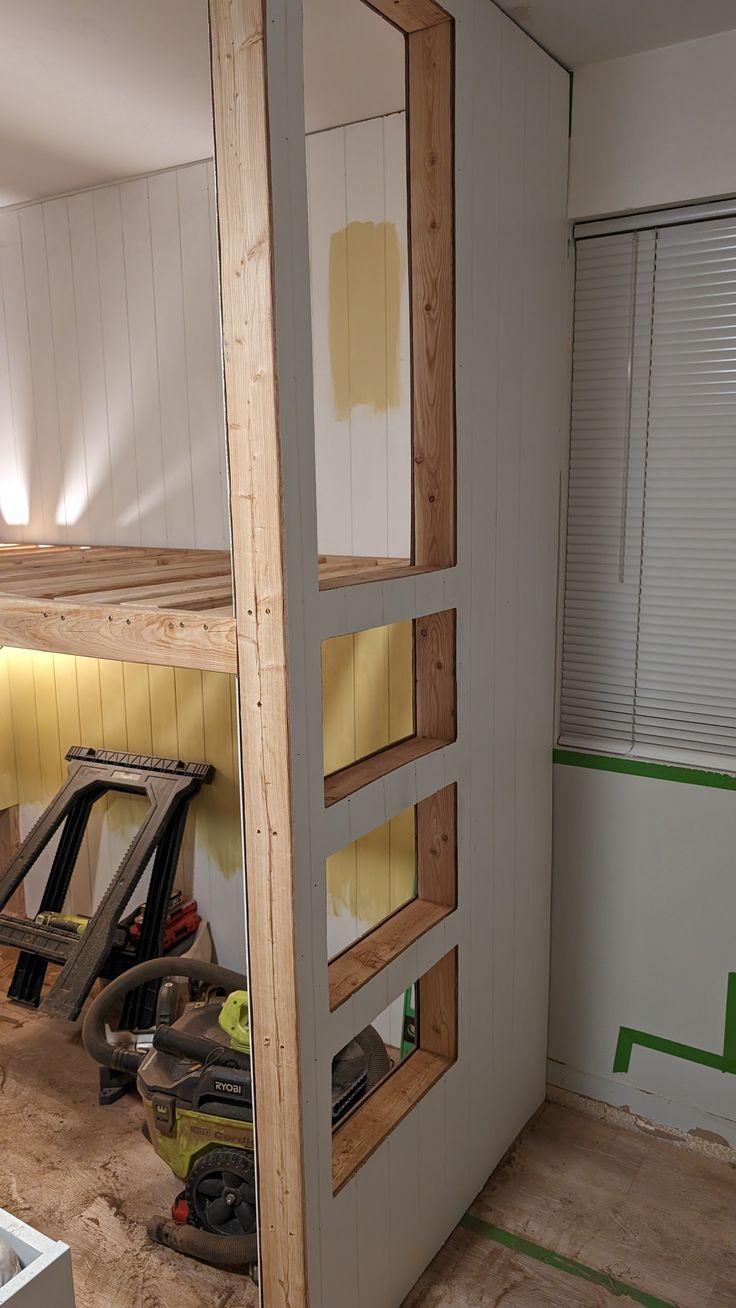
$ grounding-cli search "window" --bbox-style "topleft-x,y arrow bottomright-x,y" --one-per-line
561,212 -> 736,765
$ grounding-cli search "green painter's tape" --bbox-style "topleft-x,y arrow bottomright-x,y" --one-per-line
614,973 -> 736,1077
459,1214 -> 678,1308
553,748 -> 736,792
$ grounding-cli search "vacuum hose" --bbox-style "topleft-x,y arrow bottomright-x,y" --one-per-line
82,957 -> 246,1075
146,1218 -> 258,1269
355,1023 -> 392,1089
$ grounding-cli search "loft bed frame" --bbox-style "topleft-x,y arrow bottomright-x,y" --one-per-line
0,545 -> 416,672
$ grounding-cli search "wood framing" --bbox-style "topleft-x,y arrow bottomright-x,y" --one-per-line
209,0 -> 308,1301
0,546 -> 402,672
314,0 -> 455,586
331,947 -> 458,1192
322,608 -> 456,805
408,19 -> 455,568
328,783 -> 457,1009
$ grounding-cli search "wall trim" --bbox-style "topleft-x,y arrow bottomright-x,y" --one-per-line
553,747 -> 736,792
546,1070 -> 736,1157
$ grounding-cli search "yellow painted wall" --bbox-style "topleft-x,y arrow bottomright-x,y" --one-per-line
0,649 -> 245,965
0,622 -> 415,964
322,621 -> 416,950
322,620 -> 413,773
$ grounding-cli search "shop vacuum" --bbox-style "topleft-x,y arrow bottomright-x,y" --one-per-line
82,957 -> 390,1273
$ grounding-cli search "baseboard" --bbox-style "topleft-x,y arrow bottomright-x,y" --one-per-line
546,1061 -> 736,1161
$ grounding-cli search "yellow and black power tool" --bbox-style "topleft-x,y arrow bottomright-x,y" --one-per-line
82,957 -> 390,1272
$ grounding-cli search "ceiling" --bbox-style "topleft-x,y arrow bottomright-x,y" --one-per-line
3,0 -> 736,207
0,0 -> 401,208
494,0 -> 736,69
0,0 -> 215,208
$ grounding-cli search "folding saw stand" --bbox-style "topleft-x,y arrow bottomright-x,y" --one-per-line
0,746 -> 214,1023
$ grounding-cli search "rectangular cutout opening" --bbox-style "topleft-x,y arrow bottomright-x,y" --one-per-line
332,947 -> 458,1192
328,784 -> 456,1009
322,610 -> 456,805
304,0 -> 455,590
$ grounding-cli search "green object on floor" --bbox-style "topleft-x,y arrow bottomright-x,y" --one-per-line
459,1213 -> 679,1308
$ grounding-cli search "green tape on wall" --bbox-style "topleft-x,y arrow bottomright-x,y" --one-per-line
614,973 -> 736,1077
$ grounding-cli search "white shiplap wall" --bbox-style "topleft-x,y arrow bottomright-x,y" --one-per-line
306,114 -> 411,558
0,160 -> 229,548
262,0 -> 570,1302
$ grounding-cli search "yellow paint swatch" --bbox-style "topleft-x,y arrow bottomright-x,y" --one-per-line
329,220 -> 403,420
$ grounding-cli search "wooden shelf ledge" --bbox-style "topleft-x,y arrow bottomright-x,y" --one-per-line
329,898 -> 451,1011
324,735 -> 451,807
332,1048 -> 451,1193
318,555 -> 444,591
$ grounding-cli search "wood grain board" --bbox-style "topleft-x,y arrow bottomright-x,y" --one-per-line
332,1048 -> 451,1193
408,20 -> 455,568
209,0 -> 308,1300
0,545 -> 418,673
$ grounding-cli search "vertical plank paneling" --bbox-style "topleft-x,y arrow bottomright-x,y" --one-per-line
346,118 -> 390,556
119,178 -> 168,544
306,128 -> 353,556
384,113 -> 412,560
178,162 -> 227,549
148,170 -> 196,547
0,164 -> 228,549
43,197 -> 85,539
0,210 -> 37,542
19,204 -> 65,544
67,190 -> 116,544
306,114 -> 411,558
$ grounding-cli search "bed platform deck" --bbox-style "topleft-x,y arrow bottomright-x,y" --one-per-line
0,545 -> 415,672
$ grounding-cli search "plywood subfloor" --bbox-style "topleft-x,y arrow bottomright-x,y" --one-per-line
404,1100 -> 736,1307
0,947 -> 256,1308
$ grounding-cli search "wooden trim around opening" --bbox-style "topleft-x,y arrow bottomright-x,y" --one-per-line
332,947 -> 458,1192
209,0 -> 308,1303
328,784 -> 457,1009
323,609 -> 456,806
320,0 -> 455,584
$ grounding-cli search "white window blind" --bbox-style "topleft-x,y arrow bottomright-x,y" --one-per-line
561,213 -> 736,765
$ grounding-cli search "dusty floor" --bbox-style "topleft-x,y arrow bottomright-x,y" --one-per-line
404,1099 -> 736,1307
2,938 -> 736,1307
0,947 -> 256,1308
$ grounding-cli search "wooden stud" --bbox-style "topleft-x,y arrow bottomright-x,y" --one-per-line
416,782 -> 456,906
418,945 -> 458,1060
209,0 -> 308,1303
415,609 -> 456,741
409,20 -> 455,568
362,0 -> 450,35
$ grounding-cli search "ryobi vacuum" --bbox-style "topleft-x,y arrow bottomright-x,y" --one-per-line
82,956 -> 390,1271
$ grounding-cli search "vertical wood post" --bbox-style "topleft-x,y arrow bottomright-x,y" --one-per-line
209,0 -> 309,1302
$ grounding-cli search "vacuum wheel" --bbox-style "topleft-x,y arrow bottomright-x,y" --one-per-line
186,1147 -> 257,1237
